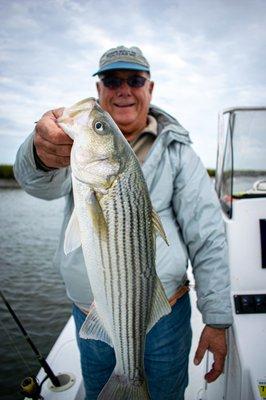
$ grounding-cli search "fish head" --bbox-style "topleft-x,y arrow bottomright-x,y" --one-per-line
57,97 -> 130,193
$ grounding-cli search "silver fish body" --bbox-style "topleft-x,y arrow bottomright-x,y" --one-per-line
58,98 -> 171,400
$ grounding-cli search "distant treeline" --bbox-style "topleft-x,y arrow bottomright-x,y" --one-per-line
0,165 -> 15,179
0,164 -> 216,180
207,169 -> 215,177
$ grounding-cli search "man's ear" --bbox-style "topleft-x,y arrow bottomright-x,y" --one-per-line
96,81 -> 101,96
149,81 -> 154,96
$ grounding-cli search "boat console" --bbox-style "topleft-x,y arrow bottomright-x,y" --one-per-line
202,107 -> 266,400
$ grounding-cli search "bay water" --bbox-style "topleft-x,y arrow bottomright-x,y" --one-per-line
0,188 -> 72,399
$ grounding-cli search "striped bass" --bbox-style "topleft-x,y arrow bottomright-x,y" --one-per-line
57,98 -> 171,400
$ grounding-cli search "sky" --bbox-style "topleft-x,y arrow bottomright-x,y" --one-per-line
0,0 -> 266,168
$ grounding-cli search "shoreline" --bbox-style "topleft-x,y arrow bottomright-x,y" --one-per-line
0,179 -> 20,189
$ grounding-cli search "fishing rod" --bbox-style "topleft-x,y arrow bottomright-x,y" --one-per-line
0,290 -> 61,394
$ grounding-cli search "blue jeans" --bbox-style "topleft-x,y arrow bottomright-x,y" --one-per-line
73,293 -> 192,400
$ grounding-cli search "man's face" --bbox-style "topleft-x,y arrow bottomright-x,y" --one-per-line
96,70 -> 154,141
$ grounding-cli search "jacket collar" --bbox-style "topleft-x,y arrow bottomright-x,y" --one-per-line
141,105 -> 192,183
149,104 -> 192,145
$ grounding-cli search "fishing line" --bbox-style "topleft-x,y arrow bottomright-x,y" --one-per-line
0,315 -> 33,374
0,316 -> 48,399
0,292 -> 36,375
0,290 -> 61,389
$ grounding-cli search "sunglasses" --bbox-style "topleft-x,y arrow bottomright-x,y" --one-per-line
101,75 -> 149,89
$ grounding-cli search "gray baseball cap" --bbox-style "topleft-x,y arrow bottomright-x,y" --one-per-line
92,45 -> 150,76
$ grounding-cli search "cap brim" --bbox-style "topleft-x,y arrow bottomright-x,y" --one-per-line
92,61 -> 150,76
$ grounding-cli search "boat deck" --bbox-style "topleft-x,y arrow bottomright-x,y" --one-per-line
33,266 -> 207,400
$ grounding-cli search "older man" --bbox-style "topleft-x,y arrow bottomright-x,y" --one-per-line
14,46 -> 232,400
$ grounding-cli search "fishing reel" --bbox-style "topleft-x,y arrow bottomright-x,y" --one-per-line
20,376 -> 44,400
20,372 -> 75,398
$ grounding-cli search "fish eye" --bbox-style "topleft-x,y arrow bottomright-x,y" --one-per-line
94,121 -> 104,132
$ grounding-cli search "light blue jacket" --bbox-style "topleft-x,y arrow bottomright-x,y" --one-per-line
14,105 -> 233,325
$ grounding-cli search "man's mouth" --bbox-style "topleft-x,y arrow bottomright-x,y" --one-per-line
114,103 -> 135,108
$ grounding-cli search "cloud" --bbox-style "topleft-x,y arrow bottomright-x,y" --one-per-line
0,0 -> 266,167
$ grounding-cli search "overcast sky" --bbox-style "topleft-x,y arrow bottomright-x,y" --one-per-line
0,0 -> 266,167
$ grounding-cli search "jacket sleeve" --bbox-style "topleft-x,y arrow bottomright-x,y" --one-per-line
13,131 -> 72,200
171,143 -> 233,325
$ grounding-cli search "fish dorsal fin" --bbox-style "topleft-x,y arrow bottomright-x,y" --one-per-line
79,302 -> 113,347
152,209 -> 169,246
64,209 -> 82,255
86,193 -> 108,240
147,277 -> 171,334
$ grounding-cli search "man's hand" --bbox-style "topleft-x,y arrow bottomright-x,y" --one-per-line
34,108 -> 73,169
194,325 -> 227,383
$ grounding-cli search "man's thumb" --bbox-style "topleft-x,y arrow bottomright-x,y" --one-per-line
194,341 -> 207,365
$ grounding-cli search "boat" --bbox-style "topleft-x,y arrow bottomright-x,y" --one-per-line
23,317 -> 85,400
186,107 -> 266,400
25,107 -> 266,400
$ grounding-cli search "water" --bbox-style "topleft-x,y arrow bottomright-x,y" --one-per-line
0,188 -> 72,400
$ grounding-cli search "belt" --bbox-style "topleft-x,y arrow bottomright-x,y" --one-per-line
168,280 -> 190,307
79,280 -> 190,315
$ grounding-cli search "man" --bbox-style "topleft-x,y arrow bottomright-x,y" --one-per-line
14,46 -> 233,400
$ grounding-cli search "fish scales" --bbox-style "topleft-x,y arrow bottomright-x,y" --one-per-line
100,169 -> 154,380
58,98 -> 171,399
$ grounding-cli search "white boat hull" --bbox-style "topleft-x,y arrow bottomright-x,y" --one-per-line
32,317 -> 85,400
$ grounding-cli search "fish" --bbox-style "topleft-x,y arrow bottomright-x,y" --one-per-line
57,98 -> 171,400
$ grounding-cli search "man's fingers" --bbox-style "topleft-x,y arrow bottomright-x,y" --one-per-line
205,354 -> 225,383
36,106 -> 72,146
52,107 -> 65,119
46,154 -> 70,169
35,135 -> 72,157
42,107 -> 64,120
34,135 -> 71,168
34,107 -> 73,169
36,119 -> 72,145
206,347 -> 225,382
34,110 -> 73,169
194,339 -> 208,365
37,151 -> 70,169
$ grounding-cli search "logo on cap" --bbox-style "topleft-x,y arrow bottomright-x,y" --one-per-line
93,46 -> 150,76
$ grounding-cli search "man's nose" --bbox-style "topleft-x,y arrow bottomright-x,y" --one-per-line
116,80 -> 132,96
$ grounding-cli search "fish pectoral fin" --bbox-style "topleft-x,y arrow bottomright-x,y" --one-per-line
64,209 -> 82,255
79,302 -> 113,347
152,209 -> 169,246
86,193 -> 108,240
146,277 -> 171,334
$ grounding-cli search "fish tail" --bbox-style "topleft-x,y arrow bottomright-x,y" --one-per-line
97,373 -> 150,400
